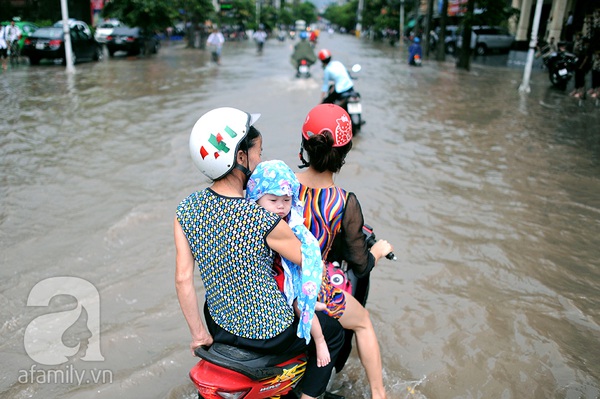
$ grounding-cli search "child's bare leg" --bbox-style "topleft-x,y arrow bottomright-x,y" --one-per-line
310,315 -> 331,367
338,294 -> 387,399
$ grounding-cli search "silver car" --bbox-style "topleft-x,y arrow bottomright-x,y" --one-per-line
94,19 -> 121,43
457,25 -> 515,56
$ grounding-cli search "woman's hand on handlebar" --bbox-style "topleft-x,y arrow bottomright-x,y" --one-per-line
370,239 -> 394,262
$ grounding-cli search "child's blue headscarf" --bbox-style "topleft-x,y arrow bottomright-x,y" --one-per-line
246,160 -> 323,344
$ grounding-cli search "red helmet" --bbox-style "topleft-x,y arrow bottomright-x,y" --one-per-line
302,104 -> 352,147
318,49 -> 331,61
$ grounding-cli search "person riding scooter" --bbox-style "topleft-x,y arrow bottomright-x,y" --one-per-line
291,31 -> 317,71
408,37 -> 422,66
318,49 -> 354,104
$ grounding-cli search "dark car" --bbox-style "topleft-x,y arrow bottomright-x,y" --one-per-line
22,26 -> 102,65
105,27 -> 159,57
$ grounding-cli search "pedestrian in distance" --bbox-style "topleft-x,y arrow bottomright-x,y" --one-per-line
570,33 -> 591,99
206,27 -> 225,65
0,24 -> 8,70
4,20 -> 22,63
252,24 -> 267,54
588,48 -> 600,99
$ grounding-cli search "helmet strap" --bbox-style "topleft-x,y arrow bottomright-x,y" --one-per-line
234,163 -> 252,178
234,149 -> 253,188
298,145 -> 310,169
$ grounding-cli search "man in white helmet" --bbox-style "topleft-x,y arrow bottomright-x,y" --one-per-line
174,107 -> 345,399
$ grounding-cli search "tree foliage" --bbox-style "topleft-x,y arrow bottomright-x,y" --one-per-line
102,0 -> 176,32
293,2 -> 318,26
323,0 -> 358,32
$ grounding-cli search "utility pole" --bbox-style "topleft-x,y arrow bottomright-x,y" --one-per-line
356,0 -> 364,37
60,0 -> 74,73
519,0 -> 544,93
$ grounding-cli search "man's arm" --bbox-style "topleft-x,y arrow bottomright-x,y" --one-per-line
174,216 -> 213,354
266,220 -> 303,266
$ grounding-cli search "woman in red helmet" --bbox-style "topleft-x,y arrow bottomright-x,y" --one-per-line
297,103 -> 393,399
318,49 -> 355,104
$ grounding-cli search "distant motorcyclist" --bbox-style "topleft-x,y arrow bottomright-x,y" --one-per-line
408,37 -> 422,66
318,49 -> 354,103
291,31 -> 316,68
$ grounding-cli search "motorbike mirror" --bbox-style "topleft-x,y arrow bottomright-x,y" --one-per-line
351,64 -> 362,73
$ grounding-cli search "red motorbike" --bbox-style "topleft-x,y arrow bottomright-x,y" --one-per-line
191,343 -> 308,399
189,225 -> 395,399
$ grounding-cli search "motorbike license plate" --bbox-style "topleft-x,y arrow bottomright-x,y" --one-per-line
347,102 -> 362,114
299,65 -> 308,73
36,42 -> 45,50
558,68 -> 567,76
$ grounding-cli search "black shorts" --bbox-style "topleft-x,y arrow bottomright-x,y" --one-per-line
0,48 -> 7,59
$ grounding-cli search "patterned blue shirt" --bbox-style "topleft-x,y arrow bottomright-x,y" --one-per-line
176,188 -> 294,339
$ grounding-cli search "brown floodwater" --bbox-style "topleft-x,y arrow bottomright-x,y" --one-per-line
1,33 -> 599,399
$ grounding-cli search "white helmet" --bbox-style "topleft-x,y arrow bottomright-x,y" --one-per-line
189,107 -> 260,180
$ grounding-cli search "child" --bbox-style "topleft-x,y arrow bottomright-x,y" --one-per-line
246,159 -> 331,367
247,160 -> 388,398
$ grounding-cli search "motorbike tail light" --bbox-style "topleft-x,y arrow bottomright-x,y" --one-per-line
195,385 -> 249,399
24,38 -> 32,45
106,35 -> 113,41
49,40 -> 62,48
126,36 -> 135,42
301,59 -> 307,65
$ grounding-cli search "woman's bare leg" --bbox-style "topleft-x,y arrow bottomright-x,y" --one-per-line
337,293 -> 387,399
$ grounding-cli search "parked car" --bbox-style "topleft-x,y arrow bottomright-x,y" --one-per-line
94,19 -> 121,43
457,26 -> 515,56
53,19 -> 92,36
22,26 -> 102,65
1,20 -> 39,51
105,27 -> 160,57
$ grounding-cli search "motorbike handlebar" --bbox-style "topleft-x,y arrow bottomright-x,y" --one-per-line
363,224 -> 397,261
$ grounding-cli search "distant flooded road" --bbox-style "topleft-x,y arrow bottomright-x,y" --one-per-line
1,34 -> 599,399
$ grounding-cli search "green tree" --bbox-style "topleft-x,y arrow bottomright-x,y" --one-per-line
102,0 -> 175,32
323,0 -> 357,33
293,2 -> 318,26
219,0 -> 254,29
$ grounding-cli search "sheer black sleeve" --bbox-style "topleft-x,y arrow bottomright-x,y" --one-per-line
326,192 -> 376,278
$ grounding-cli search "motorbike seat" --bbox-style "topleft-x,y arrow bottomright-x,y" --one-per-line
195,343 -> 307,380
339,90 -> 360,99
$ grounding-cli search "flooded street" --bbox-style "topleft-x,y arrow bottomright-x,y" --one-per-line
1,33 -> 599,399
